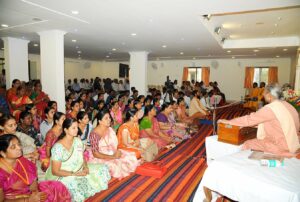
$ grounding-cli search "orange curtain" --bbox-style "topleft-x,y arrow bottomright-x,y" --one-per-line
268,66 -> 278,84
201,67 -> 210,86
182,67 -> 188,82
244,67 -> 254,88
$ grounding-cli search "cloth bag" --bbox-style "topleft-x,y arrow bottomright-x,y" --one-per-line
135,161 -> 167,178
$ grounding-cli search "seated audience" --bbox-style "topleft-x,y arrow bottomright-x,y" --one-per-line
26,104 -> 42,133
30,81 -> 50,117
176,97 -> 193,124
6,79 -> 21,103
66,100 -> 80,119
88,110 -> 139,179
219,84 -> 300,157
39,112 -> 65,172
77,111 -> 92,145
10,86 -> 32,120
117,109 -> 158,162
110,101 -> 123,131
45,118 -> 110,202
0,134 -> 71,202
189,90 -> 209,119
40,107 -> 55,143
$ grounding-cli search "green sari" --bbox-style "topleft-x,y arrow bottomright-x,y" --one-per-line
45,137 -> 110,202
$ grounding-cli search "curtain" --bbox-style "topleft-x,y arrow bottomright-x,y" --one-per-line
182,67 -> 188,82
244,67 -> 254,88
201,67 -> 210,86
268,66 -> 278,84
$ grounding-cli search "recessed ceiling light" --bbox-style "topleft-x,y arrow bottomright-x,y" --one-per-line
106,55 -> 110,58
72,39 -> 77,42
76,46 -> 79,49
112,48 -> 117,51
274,23 -> 278,27
34,44 -> 39,47
227,50 -> 231,53
193,57 -> 196,60
131,33 -> 137,36
283,48 -> 288,51
180,52 -> 184,55
253,49 -> 259,52
162,45 -> 167,48
1,24 -> 8,28
71,10 -> 79,15
276,55 -> 280,58
232,56 -> 235,59
77,51 -> 81,54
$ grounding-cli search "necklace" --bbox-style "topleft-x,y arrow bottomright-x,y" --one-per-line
1,159 -> 30,185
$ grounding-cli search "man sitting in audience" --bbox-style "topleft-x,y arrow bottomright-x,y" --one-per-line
219,84 -> 300,157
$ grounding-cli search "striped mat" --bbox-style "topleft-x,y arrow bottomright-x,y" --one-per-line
86,105 -> 251,202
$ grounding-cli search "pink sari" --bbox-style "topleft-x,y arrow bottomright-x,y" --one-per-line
0,157 -> 71,201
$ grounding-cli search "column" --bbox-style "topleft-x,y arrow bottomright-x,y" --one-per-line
294,48 -> 300,92
2,37 -> 29,87
129,51 -> 148,95
38,30 -> 66,112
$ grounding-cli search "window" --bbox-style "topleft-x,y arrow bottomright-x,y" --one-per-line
188,67 -> 202,82
253,67 -> 268,85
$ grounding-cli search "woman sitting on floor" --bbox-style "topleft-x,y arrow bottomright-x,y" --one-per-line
45,118 -> 110,202
139,105 -> 172,149
189,90 -> 209,120
0,134 -> 71,202
156,103 -> 187,141
117,109 -> 158,162
88,110 -> 139,179
176,97 -> 193,124
39,112 -> 65,172
17,111 -> 42,146
10,86 -> 32,120
40,107 -> 55,143
77,111 -> 92,145
0,115 -> 38,162
109,101 -> 123,131
66,100 -> 80,120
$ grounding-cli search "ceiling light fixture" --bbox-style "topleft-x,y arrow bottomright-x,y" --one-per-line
283,48 -> 288,51
77,51 -> 81,54
193,57 -> 196,60
232,56 -> 235,59
33,44 -> 39,47
131,33 -> 137,36
76,46 -> 79,49
72,39 -> 77,42
227,50 -> 231,53
253,49 -> 259,52
71,10 -> 79,15
215,27 -> 221,35
276,55 -> 280,58
274,23 -> 278,27
112,48 -> 117,51
203,14 -> 211,21
106,55 -> 110,58
1,24 -> 8,27
162,45 -> 167,48
180,52 -> 184,55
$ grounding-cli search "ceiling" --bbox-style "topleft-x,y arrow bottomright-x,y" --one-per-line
0,0 -> 299,61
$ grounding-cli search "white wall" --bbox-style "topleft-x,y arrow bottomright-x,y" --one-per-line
0,50 -> 292,100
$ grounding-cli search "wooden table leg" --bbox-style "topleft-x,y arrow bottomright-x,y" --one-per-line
203,186 -> 212,202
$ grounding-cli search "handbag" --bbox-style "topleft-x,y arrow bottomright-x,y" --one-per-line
135,161 -> 167,178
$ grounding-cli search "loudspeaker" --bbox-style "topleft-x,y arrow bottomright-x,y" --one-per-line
119,63 -> 129,78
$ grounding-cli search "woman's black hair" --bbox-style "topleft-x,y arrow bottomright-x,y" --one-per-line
19,111 -> 31,123
56,118 -> 76,142
47,100 -> 57,108
124,108 -> 138,122
177,97 -> 184,105
70,100 -> 79,108
144,105 -> 155,117
77,111 -> 88,121
44,106 -> 54,116
160,102 -> 171,112
53,112 -> 65,126
109,100 -> 118,110
0,114 -> 15,127
95,109 -> 110,126
25,104 -> 35,112
137,95 -> 145,102
152,97 -> 159,104
0,134 -> 20,157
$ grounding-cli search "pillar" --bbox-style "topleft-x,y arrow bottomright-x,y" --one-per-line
38,30 -> 66,112
129,51 -> 148,95
294,48 -> 300,93
2,37 -> 29,88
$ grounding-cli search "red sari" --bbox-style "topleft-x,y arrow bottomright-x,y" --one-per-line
10,95 -> 32,120
0,157 -> 71,201
30,91 -> 49,118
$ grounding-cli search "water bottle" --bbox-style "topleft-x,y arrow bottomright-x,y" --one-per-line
260,159 -> 284,167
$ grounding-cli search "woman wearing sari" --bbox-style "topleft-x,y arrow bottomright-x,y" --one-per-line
45,118 -> 110,202
10,86 -> 32,121
0,115 -> 38,162
39,112 -> 65,172
88,110 -> 139,179
77,111 -> 92,145
66,101 -> 80,120
139,105 -> 172,149
156,103 -> 186,141
109,101 -> 123,131
30,81 -> 50,118
176,97 -> 193,124
25,104 -> 42,133
0,134 -> 71,202
117,109 -> 158,162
